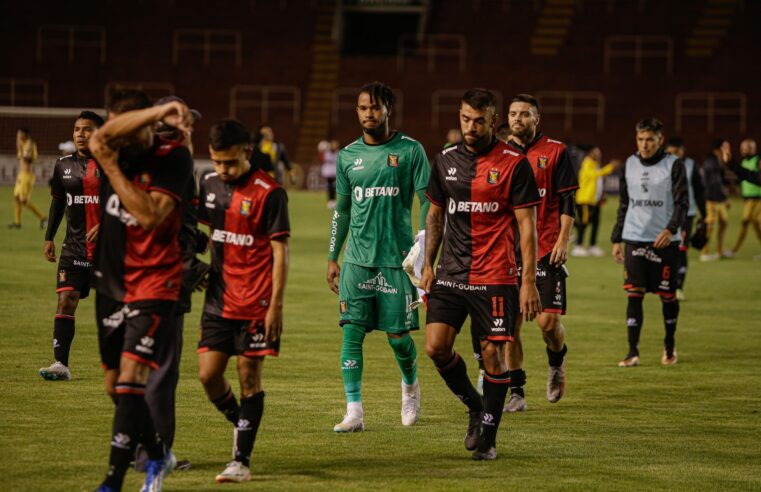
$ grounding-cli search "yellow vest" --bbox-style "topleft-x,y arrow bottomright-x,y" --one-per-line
575,157 -> 614,205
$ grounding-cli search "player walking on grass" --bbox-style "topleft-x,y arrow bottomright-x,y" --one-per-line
197,120 -> 290,483
327,82 -> 430,432
421,89 -> 542,461
9,127 -> 47,229
611,118 -> 688,367
501,94 -> 579,412
39,111 -> 104,381
90,90 -> 193,492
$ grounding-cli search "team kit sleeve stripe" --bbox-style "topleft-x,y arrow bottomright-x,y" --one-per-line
425,193 -> 444,207
556,185 -> 580,192
56,287 -> 75,293
269,230 -> 290,239
513,200 -> 542,209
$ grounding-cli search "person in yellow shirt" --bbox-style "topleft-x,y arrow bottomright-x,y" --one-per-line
572,146 -> 618,256
10,127 -> 47,229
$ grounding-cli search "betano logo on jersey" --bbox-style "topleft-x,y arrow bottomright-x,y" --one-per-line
66,193 -> 99,206
211,229 -> 255,246
353,186 -> 400,202
447,198 -> 499,214
629,198 -> 664,208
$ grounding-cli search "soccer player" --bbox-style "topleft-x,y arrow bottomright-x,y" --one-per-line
39,111 -> 104,381
611,118 -> 688,367
665,137 -> 706,300
421,88 -> 542,460
9,127 -> 47,229
327,82 -> 429,432
700,139 -> 730,261
90,90 -> 193,492
502,94 -> 579,412
197,119 -> 290,483
729,139 -> 761,257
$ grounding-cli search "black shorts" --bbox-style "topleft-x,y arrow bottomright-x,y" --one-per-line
426,280 -> 519,342
56,257 -> 92,298
96,294 -> 176,370
198,312 -> 280,358
679,215 -> 695,252
623,242 -> 679,296
519,254 -> 568,314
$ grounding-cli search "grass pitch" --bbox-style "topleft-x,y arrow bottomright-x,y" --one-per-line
0,186 -> 759,491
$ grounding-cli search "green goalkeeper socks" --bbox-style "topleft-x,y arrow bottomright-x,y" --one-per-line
341,324 -> 366,403
388,332 -> 418,385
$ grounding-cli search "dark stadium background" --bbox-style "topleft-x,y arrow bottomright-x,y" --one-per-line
1,0 -> 759,171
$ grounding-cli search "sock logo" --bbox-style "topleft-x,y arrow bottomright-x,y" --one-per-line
237,419 -> 252,431
53,338 -> 59,348
343,359 -> 358,369
111,433 -> 131,449
482,413 -> 495,426
626,317 -> 638,327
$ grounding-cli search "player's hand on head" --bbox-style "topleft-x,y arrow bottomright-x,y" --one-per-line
264,304 -> 283,342
327,260 -> 340,295
612,243 -> 624,263
43,241 -> 56,262
158,101 -> 190,134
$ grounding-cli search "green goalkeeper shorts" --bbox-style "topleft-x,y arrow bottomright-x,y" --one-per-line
338,263 -> 420,333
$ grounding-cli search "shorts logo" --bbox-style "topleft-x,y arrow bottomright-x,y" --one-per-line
59,270 -> 66,282
358,272 -> 398,294
538,156 -> 548,169
240,198 -> 252,216
387,154 -> 399,167
488,169 -> 500,185
339,300 -> 348,313
343,359 -> 358,369
140,336 -> 154,348
493,319 -> 504,327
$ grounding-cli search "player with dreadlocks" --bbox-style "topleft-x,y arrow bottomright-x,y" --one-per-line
327,81 -> 430,432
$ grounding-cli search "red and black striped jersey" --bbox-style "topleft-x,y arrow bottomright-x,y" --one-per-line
508,133 -> 579,259
199,167 -> 290,320
93,137 -> 193,303
48,153 -> 101,263
427,138 -> 541,285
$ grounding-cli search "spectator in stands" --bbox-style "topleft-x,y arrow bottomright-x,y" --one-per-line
9,127 -> 47,229
572,145 -> 618,257
728,138 -> 761,258
700,138 -> 730,261
665,137 -> 706,300
442,128 -> 461,149
258,124 -> 293,185
320,139 -> 339,209
495,123 -> 510,143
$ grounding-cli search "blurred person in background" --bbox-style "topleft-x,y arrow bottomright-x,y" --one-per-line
572,145 -> 617,257
258,124 -> 294,185
700,138 -> 730,261
665,137 -> 706,301
10,127 -> 47,229
319,139 -> 339,209
443,128 -> 462,149
728,139 -> 761,257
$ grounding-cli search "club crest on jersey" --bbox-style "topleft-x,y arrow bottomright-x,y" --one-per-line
139,173 -> 150,184
339,300 -> 348,314
488,169 -> 500,185
240,199 -> 252,216
94,168 -> 101,179
387,154 -> 399,167
538,156 -> 548,168
58,271 -> 66,282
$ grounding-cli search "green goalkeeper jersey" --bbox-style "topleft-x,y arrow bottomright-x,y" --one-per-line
336,131 -> 430,268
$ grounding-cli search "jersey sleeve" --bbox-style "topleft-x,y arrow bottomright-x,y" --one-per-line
264,187 -> 290,239
50,160 -> 65,199
411,142 -> 431,191
335,149 -> 350,196
425,153 -> 446,207
197,173 -> 211,225
554,149 -> 579,193
148,146 -> 193,202
510,157 -> 542,208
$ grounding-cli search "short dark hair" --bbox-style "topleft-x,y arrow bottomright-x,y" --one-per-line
358,82 -> 396,111
712,138 -> 727,151
510,93 -> 540,112
462,88 -> 497,113
666,137 -> 684,148
209,119 -> 251,151
77,110 -> 104,127
635,118 -> 663,134
17,127 -> 30,135
107,90 -> 152,115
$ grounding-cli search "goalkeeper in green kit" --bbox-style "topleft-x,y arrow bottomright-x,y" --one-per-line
327,82 -> 430,432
